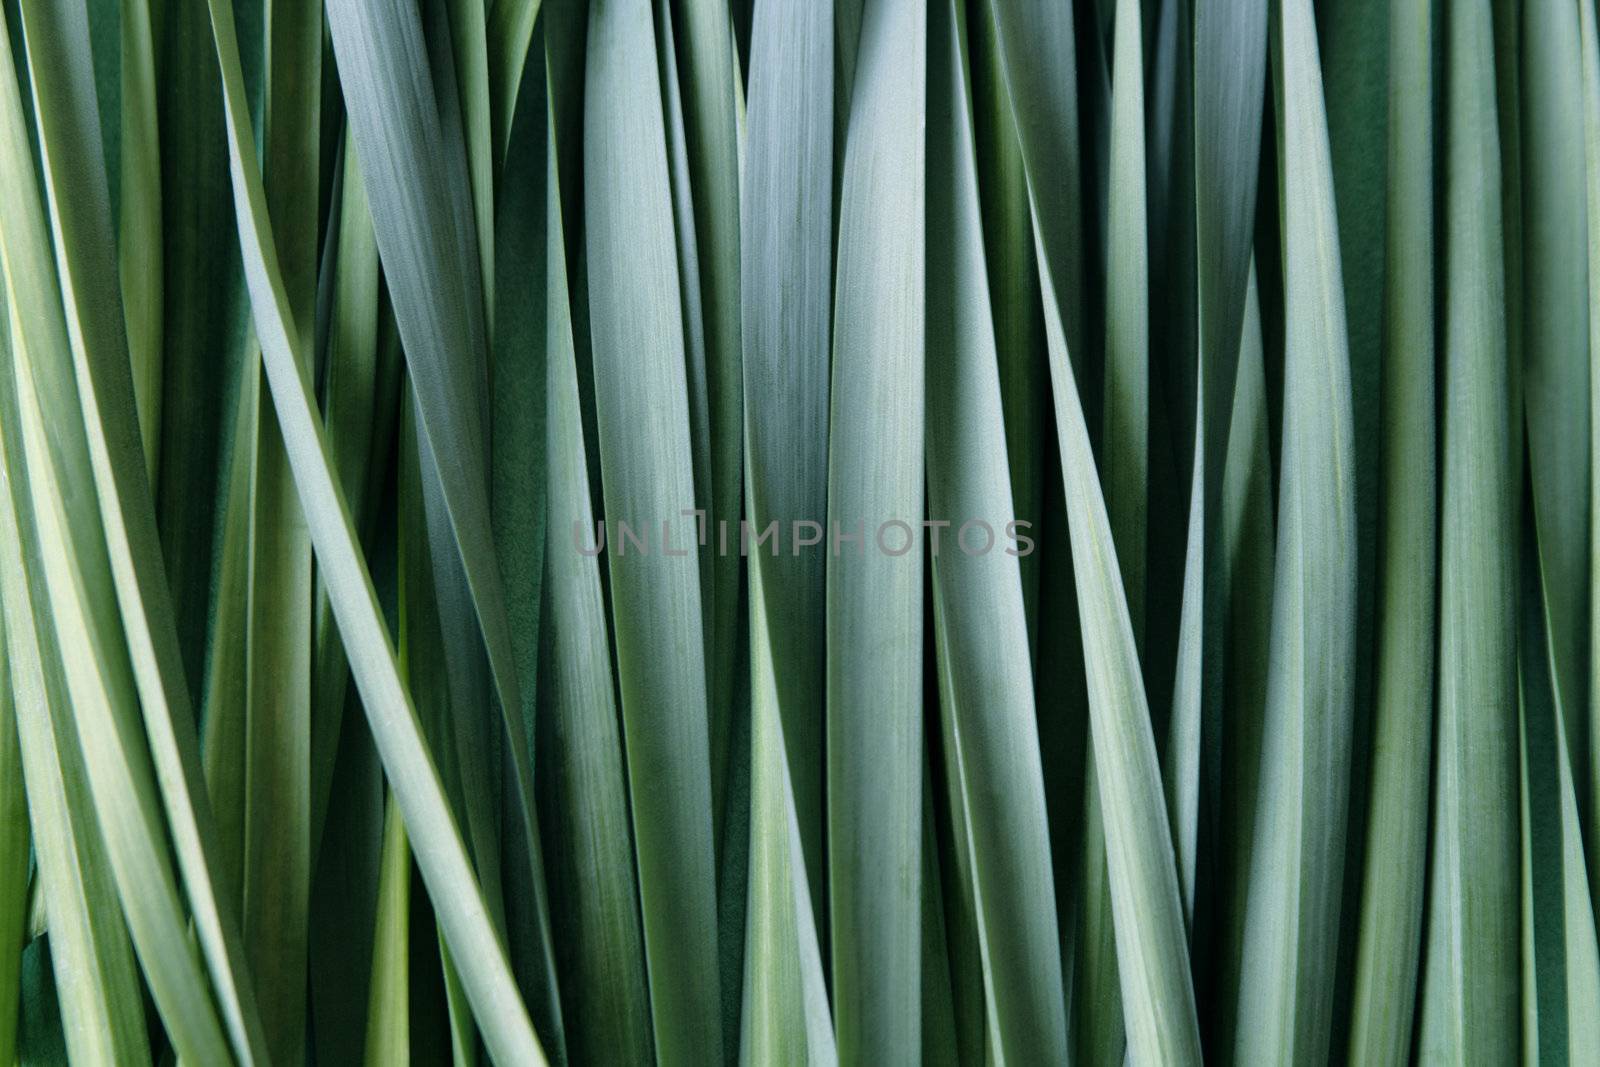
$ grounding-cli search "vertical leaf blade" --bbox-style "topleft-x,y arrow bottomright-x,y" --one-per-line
582,0 -> 723,1060
825,0 -> 926,1060
1232,0 -> 1359,1059
1418,0 -> 1520,1056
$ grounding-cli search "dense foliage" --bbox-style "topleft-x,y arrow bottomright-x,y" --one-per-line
0,0 -> 1592,1062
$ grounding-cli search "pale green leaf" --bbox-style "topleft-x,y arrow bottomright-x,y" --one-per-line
1582,0 -> 1600,862
244,0 -> 322,1053
968,0 -> 1043,642
582,0 -> 723,1060
1345,0 -> 1436,1057
364,795 -> 411,1067
741,533 -> 836,1067
1520,0 -> 1591,742
1169,0 -> 1269,931
740,0 -> 831,931
1417,0 -> 1520,1055
536,70 -> 653,1066
118,0 -> 160,484
1519,514 -> 1600,1064
825,0 -> 926,1059
1232,0 -> 1360,1059
1213,259 -> 1276,1043
668,0 -> 744,801
992,0 -> 1203,1059
487,0 -> 543,163
926,0 -> 1068,1059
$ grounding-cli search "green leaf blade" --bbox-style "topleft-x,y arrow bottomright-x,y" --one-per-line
581,0 -> 723,1061
1417,0 -> 1520,1056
